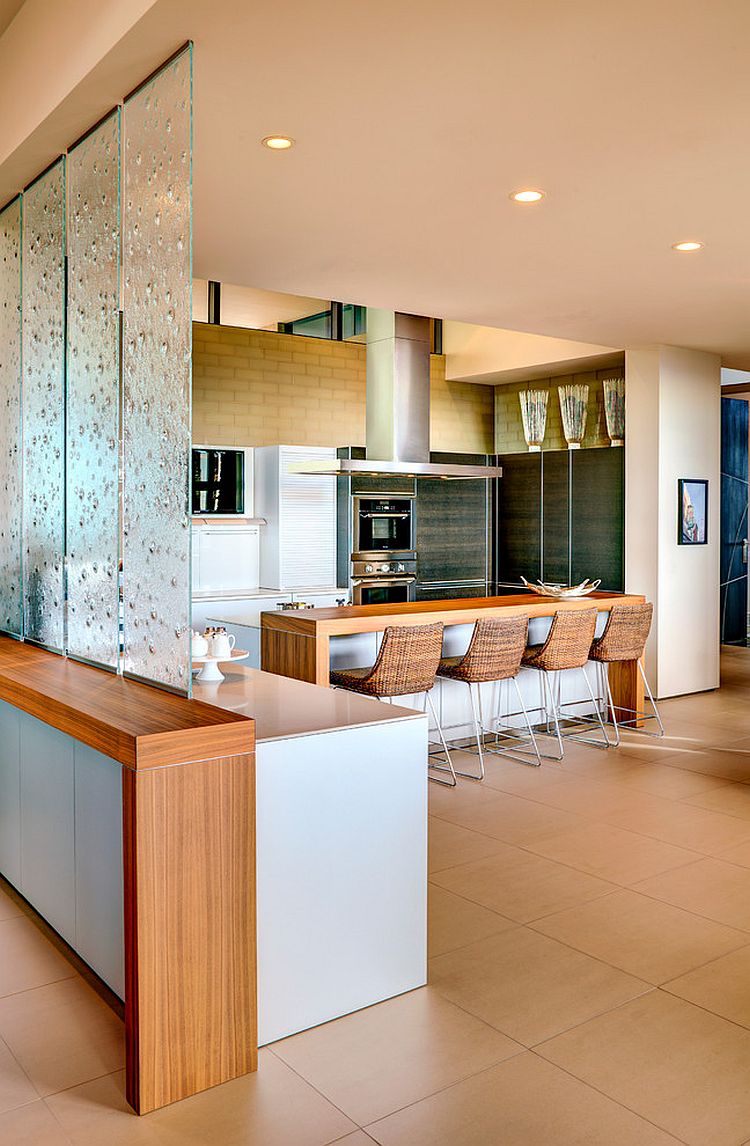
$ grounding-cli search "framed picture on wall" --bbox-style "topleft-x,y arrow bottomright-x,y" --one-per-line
678,478 -> 708,545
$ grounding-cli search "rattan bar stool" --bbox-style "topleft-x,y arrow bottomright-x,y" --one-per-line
521,607 -> 608,759
436,616 -> 542,779
329,622 -> 457,786
588,602 -> 663,745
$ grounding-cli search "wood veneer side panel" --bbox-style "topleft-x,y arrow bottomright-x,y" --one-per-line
260,625 -> 321,685
123,748 -> 257,1114
608,658 -> 646,728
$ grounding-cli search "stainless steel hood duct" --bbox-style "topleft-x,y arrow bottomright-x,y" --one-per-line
293,310 -> 503,479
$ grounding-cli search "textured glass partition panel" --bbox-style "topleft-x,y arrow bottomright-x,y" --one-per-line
0,198 -> 22,636
22,160 -> 66,650
122,47 -> 192,691
66,111 -> 120,668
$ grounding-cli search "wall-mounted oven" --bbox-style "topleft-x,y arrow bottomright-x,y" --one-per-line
352,496 -> 415,559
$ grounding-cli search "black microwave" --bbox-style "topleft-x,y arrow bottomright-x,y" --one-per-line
192,448 -> 245,515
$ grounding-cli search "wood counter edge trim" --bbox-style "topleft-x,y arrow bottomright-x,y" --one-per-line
260,594 -> 648,638
134,720 -> 255,769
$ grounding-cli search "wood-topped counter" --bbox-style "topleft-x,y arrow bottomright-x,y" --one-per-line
0,635 -> 253,769
0,637 -> 256,1115
261,591 -> 646,687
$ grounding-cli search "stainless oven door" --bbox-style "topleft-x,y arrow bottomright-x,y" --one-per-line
351,577 -> 416,606
353,497 -> 414,554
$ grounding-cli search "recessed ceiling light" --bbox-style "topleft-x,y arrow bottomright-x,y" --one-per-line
261,135 -> 294,151
510,189 -> 545,203
671,240 -> 704,252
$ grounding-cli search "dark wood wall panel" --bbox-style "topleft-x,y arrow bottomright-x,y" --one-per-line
416,477 -> 488,583
496,448 -> 624,592
496,453 -> 542,585
542,451 -> 570,584
571,447 -> 625,590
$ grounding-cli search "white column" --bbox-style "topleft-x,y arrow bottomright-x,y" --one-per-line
625,347 -> 721,698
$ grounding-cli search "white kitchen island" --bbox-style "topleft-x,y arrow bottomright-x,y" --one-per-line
193,665 -> 427,1045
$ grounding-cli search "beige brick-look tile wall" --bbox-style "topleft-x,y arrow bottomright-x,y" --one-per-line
494,365 -> 625,454
192,322 -> 495,454
430,356 -> 495,454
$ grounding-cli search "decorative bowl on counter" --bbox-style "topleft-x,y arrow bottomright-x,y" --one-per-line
520,576 -> 601,599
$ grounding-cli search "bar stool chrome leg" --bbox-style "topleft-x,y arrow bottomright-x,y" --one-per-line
425,690 -> 458,787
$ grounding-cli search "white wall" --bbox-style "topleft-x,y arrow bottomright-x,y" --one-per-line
625,347 -> 721,698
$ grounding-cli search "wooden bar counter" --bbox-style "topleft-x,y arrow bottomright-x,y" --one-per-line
0,637 -> 256,1115
261,591 -> 647,717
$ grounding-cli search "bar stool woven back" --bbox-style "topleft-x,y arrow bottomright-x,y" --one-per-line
589,602 -> 653,663
330,622 -> 445,697
522,607 -> 598,672
436,614 -> 541,777
439,616 -> 528,683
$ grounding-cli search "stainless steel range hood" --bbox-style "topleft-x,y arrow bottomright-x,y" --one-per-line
293,310 -> 503,480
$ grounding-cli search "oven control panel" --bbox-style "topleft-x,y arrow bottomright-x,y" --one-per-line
352,559 -> 416,577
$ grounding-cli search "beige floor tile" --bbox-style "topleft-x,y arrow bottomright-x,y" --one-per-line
427,816 -> 506,874
271,986 -> 520,1126
715,838 -> 750,867
0,918 -> 75,999
429,786 -> 588,846
0,1100 -> 72,1144
366,1052 -> 682,1146
596,734 -> 713,767
538,990 -> 750,1146
635,857 -> 750,931
475,755 -> 569,797
47,1053 -> 357,1146
530,887 -> 750,984
0,889 -> 22,922
0,977 -> 124,1098
330,1134 -> 378,1145
664,945 -> 750,1029
656,718 -> 745,748
508,772 -> 668,818
430,842 -> 616,923
0,1034 -> 38,1116
541,742 -> 650,777
659,692 -> 741,722
43,1071 -> 173,1145
429,926 -> 649,1046
659,745 -> 750,782
428,885 -> 514,958
685,782 -> 750,821
525,821 -> 699,885
616,761 -> 733,799
606,796 -> 750,855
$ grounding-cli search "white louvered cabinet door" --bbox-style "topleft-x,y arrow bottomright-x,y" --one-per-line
278,447 -> 336,588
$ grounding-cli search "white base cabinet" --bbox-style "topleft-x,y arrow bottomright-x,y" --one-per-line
256,716 -> 427,1045
0,701 -> 124,997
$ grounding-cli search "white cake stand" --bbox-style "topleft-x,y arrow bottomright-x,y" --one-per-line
192,648 -> 249,682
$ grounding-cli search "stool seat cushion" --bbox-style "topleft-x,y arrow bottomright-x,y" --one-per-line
329,666 -> 381,696
521,644 -> 545,668
438,655 -> 518,684
437,655 -> 464,679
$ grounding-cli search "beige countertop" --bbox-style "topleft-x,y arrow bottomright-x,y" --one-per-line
193,665 -> 421,743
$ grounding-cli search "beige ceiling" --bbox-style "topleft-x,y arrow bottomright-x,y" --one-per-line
2,0 -> 750,365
